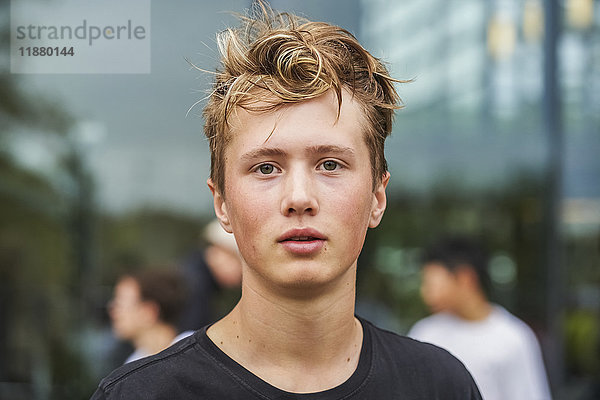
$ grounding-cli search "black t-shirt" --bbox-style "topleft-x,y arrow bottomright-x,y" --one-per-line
91,317 -> 482,399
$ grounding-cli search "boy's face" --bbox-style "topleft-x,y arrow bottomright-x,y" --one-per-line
209,90 -> 388,292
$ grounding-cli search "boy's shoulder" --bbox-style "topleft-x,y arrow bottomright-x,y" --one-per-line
361,317 -> 480,394
363,317 -> 465,364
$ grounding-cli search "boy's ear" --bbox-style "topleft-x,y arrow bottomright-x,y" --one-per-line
369,171 -> 390,228
207,178 -> 232,233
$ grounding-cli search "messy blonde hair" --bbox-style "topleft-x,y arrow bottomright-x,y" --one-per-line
203,1 -> 403,195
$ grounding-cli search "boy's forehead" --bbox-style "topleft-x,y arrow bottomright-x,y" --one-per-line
227,89 -> 365,141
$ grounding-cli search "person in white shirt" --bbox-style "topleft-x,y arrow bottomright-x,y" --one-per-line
409,236 -> 552,400
109,268 -> 193,363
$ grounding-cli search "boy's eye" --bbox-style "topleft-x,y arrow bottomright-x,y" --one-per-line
322,160 -> 338,171
258,164 -> 275,174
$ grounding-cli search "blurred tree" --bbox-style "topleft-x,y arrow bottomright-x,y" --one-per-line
96,209 -> 206,285
0,7 -> 96,398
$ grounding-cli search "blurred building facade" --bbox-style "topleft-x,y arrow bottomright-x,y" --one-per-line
360,0 -> 598,198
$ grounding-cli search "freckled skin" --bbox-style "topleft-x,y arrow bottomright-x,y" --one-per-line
211,90 -> 388,296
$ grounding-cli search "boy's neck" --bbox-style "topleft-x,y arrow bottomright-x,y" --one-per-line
206,264 -> 363,393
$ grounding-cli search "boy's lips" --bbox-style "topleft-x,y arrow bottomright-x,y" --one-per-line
278,228 -> 326,255
277,228 -> 326,242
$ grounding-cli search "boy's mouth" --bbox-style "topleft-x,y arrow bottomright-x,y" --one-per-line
278,228 -> 326,243
285,236 -> 317,241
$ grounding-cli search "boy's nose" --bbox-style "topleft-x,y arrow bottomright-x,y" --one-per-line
280,169 -> 319,217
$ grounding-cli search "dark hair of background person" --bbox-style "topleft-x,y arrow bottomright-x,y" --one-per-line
127,268 -> 188,327
421,236 -> 492,297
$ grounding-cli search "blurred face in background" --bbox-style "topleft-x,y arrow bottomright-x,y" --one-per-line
420,262 -> 460,314
109,277 -> 155,340
204,244 -> 243,288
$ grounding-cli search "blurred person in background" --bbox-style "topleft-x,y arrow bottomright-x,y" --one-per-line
409,236 -> 552,400
109,268 -> 193,363
178,219 -> 243,331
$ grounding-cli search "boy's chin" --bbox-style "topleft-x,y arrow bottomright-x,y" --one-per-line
269,269 -> 352,296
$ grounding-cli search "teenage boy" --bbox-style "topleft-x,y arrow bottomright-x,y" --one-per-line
91,3 -> 482,399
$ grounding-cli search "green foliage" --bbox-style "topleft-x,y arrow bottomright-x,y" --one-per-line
565,310 -> 600,377
95,210 -> 209,285
0,160 -> 79,397
1,9 -> 90,396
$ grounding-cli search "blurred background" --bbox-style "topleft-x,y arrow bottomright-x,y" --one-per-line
1,0 -> 598,398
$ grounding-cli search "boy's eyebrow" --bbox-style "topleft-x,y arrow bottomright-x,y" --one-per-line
306,145 -> 355,157
240,147 -> 287,162
240,145 -> 355,162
